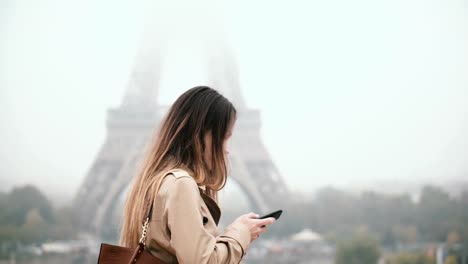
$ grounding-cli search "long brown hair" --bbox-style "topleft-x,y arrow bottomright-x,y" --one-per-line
120,86 -> 236,247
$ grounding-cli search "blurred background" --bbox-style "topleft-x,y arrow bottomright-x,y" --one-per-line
1,0 -> 467,263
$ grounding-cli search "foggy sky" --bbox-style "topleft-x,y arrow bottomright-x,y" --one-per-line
1,0 -> 467,201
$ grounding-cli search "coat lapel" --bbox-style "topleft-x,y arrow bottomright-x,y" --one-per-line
198,189 -> 221,225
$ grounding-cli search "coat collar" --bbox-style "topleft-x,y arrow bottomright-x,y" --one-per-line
198,188 -> 221,225
170,168 -> 221,225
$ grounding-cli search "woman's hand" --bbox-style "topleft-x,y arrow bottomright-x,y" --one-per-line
233,212 -> 276,242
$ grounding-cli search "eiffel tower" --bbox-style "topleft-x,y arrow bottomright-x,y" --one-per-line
73,17 -> 289,237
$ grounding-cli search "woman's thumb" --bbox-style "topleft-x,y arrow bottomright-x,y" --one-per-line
247,212 -> 259,218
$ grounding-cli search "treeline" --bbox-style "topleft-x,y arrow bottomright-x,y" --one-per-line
0,185 -> 77,256
2,184 -> 467,248
267,185 -> 468,246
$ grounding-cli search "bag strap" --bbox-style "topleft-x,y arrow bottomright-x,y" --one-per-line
138,169 -> 182,246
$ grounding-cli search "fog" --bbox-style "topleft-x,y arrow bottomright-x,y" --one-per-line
1,0 -> 467,203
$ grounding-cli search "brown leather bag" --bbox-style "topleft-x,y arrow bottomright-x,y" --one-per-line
97,202 -> 164,264
98,170 -> 185,264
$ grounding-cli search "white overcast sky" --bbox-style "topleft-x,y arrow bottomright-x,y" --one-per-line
1,0 -> 467,200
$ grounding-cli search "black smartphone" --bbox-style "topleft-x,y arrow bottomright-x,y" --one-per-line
259,209 -> 283,220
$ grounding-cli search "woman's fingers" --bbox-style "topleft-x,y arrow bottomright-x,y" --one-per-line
236,213 -> 276,242
250,225 -> 268,239
259,227 -> 268,234
255,217 -> 275,227
251,232 -> 260,241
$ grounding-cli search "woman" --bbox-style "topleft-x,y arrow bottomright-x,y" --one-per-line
120,86 -> 276,263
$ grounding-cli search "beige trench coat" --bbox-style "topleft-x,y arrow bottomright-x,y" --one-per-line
146,169 -> 251,263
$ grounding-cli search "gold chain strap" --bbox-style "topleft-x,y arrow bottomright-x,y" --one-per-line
137,169 -> 180,246
138,217 -> 150,245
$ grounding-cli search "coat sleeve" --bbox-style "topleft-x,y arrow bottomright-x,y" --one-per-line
166,177 -> 251,264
